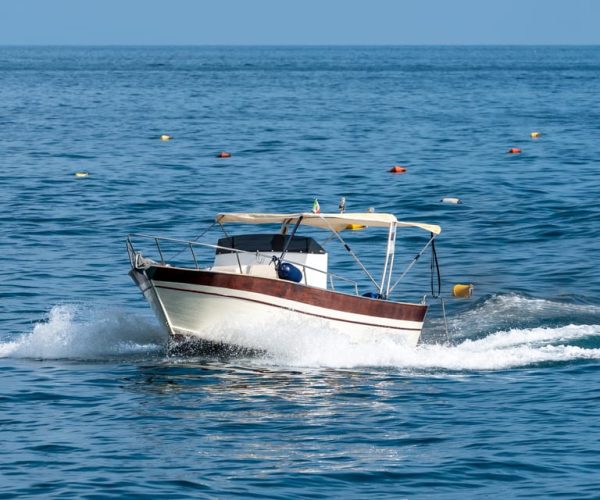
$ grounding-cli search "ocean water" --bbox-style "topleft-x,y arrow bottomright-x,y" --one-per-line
1,46 -> 600,498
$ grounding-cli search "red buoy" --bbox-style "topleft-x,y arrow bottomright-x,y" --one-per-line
389,165 -> 407,173
217,151 -> 232,158
507,148 -> 522,154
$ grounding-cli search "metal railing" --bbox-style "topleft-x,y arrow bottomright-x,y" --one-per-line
127,233 -> 361,295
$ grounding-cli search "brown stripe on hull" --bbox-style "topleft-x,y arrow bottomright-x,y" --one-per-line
146,266 -> 427,322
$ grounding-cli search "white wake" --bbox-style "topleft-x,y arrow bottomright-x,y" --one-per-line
2,298 -> 599,371
256,321 -> 600,370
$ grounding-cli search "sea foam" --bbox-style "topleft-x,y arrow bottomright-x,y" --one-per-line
0,304 -> 166,360
2,298 -> 599,371
257,321 -> 600,370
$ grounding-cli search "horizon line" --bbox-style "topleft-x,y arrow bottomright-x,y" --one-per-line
1,42 -> 599,48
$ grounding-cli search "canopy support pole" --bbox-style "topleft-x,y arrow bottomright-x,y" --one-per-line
380,223 -> 397,299
319,216 -> 380,290
279,216 -> 303,263
388,233 -> 436,296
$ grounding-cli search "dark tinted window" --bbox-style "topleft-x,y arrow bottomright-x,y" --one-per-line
216,234 -> 325,254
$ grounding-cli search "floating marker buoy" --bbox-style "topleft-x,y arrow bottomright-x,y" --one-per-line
217,151 -> 231,158
74,171 -> 89,178
441,197 -> 462,204
389,165 -> 407,173
508,148 -> 522,154
452,283 -> 474,298
530,131 -> 540,139
346,224 -> 366,230
160,134 -> 172,141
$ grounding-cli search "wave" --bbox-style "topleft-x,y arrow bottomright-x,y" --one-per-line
257,321 -> 600,370
437,293 -> 600,340
0,304 -> 166,360
1,297 -> 599,371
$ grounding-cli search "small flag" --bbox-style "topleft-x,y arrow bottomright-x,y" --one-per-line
312,198 -> 320,214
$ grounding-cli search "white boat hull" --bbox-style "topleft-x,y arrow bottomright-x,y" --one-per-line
131,265 -> 427,351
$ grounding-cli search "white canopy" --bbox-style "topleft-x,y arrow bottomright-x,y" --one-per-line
215,212 -> 441,235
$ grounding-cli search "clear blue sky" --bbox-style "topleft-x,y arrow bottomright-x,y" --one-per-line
1,0 -> 598,45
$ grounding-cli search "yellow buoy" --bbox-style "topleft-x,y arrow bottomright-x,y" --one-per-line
160,134 -> 172,141
74,171 -> 89,178
452,283 -> 474,298
530,131 -> 540,139
346,224 -> 366,230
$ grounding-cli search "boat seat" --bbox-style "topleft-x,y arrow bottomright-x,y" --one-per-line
246,264 -> 278,279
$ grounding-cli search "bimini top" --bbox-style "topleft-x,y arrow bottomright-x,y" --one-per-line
215,212 -> 441,235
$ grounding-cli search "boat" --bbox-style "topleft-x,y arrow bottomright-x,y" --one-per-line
126,211 -> 442,353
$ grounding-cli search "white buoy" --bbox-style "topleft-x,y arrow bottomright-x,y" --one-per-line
441,197 -> 462,204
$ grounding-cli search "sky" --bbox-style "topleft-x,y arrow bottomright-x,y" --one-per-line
0,0 -> 598,45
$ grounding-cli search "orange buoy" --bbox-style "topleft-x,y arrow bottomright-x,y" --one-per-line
216,151 -> 231,158
507,148 -> 522,154
389,165 -> 407,173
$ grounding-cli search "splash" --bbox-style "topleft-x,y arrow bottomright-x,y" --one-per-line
164,294 -> 600,370
0,304 -> 166,360
254,321 -> 600,370
163,302 -> 600,370
443,293 -> 600,340
3,297 -> 600,371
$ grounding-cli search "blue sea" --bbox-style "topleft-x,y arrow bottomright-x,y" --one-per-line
1,46 -> 600,498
